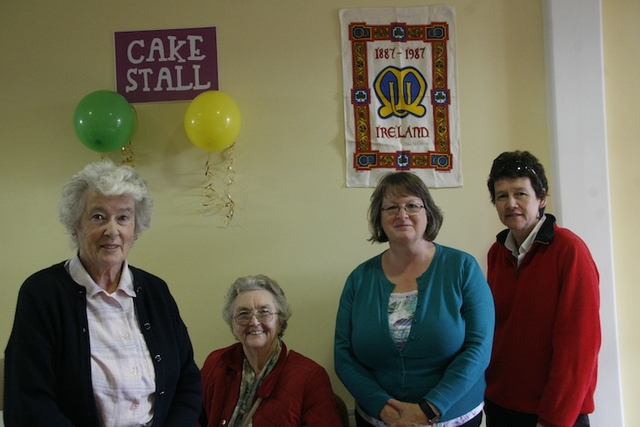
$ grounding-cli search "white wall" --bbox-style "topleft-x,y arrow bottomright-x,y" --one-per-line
543,1 -> 623,424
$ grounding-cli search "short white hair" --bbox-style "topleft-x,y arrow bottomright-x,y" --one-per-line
58,160 -> 153,249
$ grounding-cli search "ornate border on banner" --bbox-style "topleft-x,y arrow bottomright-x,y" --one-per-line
348,21 -> 452,172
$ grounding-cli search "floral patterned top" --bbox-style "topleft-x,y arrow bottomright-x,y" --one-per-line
388,290 -> 418,349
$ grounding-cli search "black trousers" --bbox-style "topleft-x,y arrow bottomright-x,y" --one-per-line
355,409 -> 482,427
484,399 -> 590,427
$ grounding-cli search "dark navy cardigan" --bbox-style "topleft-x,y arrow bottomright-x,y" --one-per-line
4,262 -> 202,426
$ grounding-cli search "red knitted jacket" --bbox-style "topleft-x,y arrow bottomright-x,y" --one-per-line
198,341 -> 342,427
485,215 -> 601,427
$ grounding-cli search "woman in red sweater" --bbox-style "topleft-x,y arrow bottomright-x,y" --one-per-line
198,275 -> 342,427
484,151 -> 601,427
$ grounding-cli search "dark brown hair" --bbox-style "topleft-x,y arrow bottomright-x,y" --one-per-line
487,150 -> 548,214
368,172 -> 443,243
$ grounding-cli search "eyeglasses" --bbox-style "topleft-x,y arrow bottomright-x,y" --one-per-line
381,203 -> 424,215
232,308 -> 280,326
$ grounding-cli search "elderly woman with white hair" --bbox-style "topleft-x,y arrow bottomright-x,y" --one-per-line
198,275 -> 342,427
4,160 -> 201,427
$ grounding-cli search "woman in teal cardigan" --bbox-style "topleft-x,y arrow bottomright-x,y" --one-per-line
334,172 -> 494,427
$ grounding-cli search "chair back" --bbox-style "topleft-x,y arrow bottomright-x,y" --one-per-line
334,393 -> 350,427
0,357 -> 4,411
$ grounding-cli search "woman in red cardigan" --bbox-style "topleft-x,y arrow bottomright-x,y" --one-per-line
198,275 -> 342,427
484,151 -> 601,427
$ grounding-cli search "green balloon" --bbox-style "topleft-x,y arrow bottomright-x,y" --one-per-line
73,90 -> 136,153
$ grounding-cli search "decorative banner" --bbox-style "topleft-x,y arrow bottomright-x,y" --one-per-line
340,6 -> 462,188
114,27 -> 218,103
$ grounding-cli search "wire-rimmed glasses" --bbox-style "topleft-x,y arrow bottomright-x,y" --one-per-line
381,203 -> 424,215
232,308 -> 280,326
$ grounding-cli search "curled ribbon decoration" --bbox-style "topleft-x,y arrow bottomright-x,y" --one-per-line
121,141 -> 135,167
202,142 -> 236,226
120,106 -> 139,167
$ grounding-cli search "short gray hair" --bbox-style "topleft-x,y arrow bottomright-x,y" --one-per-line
222,275 -> 292,338
58,160 -> 153,249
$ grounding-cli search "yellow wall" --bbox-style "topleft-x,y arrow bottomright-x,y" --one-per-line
0,0 -> 634,423
603,0 -> 640,425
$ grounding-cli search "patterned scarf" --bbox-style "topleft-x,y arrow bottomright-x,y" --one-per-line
228,340 -> 283,427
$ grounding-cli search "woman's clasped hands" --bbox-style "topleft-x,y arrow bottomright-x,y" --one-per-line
381,398 -> 433,427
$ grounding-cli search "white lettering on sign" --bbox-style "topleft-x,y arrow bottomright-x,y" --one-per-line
125,65 -> 211,92
126,35 -> 206,63
115,27 -> 218,102
124,35 -> 211,93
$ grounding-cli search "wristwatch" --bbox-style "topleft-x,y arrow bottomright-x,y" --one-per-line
419,400 -> 441,424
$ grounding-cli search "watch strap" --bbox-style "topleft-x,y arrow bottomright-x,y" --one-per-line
419,400 -> 441,424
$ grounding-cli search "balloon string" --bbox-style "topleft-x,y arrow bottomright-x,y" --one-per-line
202,142 -> 236,226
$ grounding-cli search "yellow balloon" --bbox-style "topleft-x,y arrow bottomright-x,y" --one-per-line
184,90 -> 241,151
